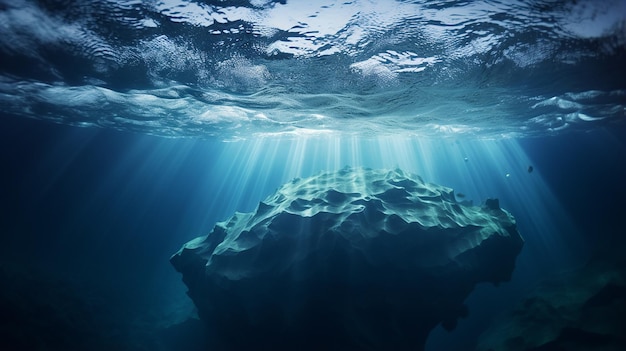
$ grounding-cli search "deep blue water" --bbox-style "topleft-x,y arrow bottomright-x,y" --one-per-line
2,115 -> 625,350
1,0 -> 626,350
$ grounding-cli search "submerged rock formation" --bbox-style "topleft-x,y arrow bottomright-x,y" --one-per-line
477,260 -> 626,351
171,167 -> 524,351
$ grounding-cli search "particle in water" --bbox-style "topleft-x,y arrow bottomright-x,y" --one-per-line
528,165 -> 533,173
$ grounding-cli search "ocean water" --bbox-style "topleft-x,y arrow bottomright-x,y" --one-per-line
1,0 -> 625,350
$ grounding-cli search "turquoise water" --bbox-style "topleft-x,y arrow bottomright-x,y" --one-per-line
1,1 -> 625,350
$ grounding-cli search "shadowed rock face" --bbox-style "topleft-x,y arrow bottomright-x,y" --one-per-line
171,167 -> 524,351
476,260 -> 626,351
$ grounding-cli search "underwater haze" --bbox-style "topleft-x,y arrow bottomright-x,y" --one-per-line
1,0 -> 626,350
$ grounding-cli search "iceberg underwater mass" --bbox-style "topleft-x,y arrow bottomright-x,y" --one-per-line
0,0 -> 625,350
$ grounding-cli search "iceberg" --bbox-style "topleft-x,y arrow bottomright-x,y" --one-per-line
171,167 -> 524,350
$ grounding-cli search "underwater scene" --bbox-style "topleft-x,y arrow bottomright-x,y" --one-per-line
1,0 -> 625,350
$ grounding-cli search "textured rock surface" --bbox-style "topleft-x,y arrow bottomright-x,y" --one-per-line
171,167 -> 524,351
477,260 -> 626,351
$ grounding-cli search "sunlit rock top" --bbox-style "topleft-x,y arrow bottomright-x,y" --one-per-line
172,167 -> 524,351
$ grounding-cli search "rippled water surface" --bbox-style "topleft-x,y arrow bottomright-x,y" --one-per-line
1,0 -> 625,138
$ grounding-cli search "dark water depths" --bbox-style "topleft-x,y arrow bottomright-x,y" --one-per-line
1,0 -> 626,350
2,114 -> 625,350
